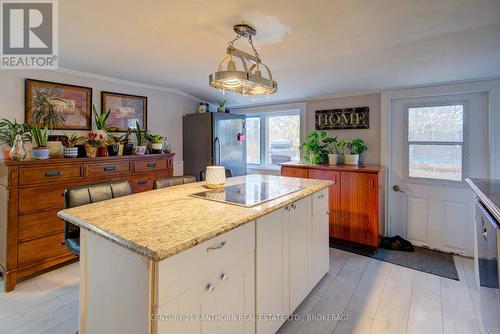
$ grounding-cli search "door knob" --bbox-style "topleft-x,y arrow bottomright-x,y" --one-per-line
392,185 -> 405,193
220,272 -> 229,281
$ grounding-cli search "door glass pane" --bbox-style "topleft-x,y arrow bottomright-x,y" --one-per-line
408,105 -> 464,142
246,117 -> 260,164
409,144 -> 462,181
268,115 -> 300,165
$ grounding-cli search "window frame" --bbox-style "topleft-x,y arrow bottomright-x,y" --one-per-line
245,116 -> 263,165
403,100 -> 470,187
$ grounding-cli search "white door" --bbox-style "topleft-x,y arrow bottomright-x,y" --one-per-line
288,197 -> 311,311
389,93 -> 488,256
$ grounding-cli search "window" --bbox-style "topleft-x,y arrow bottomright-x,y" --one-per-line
406,104 -> 466,182
245,111 -> 301,167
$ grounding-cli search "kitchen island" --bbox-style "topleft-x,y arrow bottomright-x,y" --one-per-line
58,174 -> 332,334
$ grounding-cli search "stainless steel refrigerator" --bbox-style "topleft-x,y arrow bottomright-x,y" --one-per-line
183,113 -> 247,180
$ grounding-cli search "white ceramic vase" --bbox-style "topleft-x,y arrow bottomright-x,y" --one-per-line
328,154 -> 340,165
344,154 -> 359,165
133,146 -> 147,155
205,166 -> 226,189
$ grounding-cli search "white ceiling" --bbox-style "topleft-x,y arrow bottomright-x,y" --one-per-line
59,0 -> 500,106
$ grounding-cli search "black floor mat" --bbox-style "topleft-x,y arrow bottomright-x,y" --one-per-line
331,242 -> 459,280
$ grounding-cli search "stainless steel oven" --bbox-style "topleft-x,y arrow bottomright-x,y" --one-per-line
475,200 -> 499,289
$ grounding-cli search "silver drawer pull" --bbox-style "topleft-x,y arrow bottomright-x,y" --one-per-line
207,241 -> 227,252
291,203 -> 296,209
318,194 -> 324,199
206,282 -> 215,293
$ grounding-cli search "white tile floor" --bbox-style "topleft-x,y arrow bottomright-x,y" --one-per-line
0,248 -> 496,334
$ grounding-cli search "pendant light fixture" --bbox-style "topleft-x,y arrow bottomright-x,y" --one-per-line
209,24 -> 277,96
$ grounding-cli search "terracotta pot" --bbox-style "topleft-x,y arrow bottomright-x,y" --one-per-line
84,144 -> 98,158
2,146 -> 11,160
97,145 -> 109,157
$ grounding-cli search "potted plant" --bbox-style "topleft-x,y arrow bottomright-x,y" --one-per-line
345,138 -> 368,165
92,105 -> 117,139
323,136 -> 339,165
337,139 -> 347,164
299,131 -> 329,164
31,127 -> 50,160
107,134 -> 125,156
122,128 -> 134,155
62,132 -> 85,158
162,138 -> 173,154
0,119 -> 31,160
146,133 -> 164,153
84,131 -> 104,157
217,100 -> 227,113
132,121 -> 147,155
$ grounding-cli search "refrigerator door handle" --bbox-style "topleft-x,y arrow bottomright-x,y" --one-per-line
214,137 -> 221,166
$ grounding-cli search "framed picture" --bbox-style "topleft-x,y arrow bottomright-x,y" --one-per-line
25,79 -> 92,130
101,91 -> 147,132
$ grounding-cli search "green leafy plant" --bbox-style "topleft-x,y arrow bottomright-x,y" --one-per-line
218,100 -> 227,108
323,136 -> 338,154
336,139 -> 347,154
0,119 -> 31,147
108,133 -> 127,145
62,132 -> 85,148
31,89 -> 67,129
146,133 -> 163,144
92,105 -> 117,132
132,121 -> 147,146
31,127 -> 49,147
347,138 -> 368,155
299,131 -> 330,164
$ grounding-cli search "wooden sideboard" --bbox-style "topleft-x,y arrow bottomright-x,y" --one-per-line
281,163 -> 385,249
0,153 -> 174,292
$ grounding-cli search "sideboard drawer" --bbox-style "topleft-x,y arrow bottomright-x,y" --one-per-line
85,161 -> 132,178
18,232 -> 70,267
129,175 -> 155,193
19,165 -> 84,185
18,209 -> 64,241
19,184 -> 67,214
134,159 -> 167,173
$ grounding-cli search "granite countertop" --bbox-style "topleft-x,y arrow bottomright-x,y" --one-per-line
466,178 -> 500,221
58,174 -> 332,262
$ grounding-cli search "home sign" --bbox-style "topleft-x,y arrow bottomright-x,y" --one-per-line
315,107 -> 369,130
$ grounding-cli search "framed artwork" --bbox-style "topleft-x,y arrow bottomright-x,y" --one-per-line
101,91 -> 147,132
25,79 -> 92,130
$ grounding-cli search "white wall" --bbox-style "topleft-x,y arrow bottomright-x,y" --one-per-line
0,69 -> 201,174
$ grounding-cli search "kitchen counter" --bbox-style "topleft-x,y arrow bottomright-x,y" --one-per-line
466,178 -> 500,221
58,174 -> 332,261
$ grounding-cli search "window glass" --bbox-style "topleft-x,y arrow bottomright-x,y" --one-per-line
267,115 -> 300,165
409,144 -> 462,181
408,105 -> 463,142
246,117 -> 260,164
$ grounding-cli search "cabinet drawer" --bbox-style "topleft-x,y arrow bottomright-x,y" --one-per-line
18,232 -> 70,267
134,159 -> 167,173
175,221 -> 254,295
85,161 -> 132,178
19,184 -> 67,213
19,165 -> 83,185
18,209 -> 64,241
129,175 -> 155,193
312,188 -> 328,216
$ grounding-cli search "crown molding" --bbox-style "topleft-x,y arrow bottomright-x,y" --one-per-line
54,67 -> 207,103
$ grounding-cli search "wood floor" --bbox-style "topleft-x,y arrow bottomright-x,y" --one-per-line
0,248 -> 496,334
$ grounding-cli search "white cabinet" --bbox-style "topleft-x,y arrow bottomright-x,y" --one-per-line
287,197 -> 312,311
311,188 -> 330,286
256,209 -> 289,334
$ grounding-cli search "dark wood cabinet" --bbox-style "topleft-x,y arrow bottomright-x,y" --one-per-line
281,163 -> 384,249
0,153 -> 174,292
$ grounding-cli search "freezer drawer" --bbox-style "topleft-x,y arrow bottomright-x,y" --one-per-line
475,200 -> 500,288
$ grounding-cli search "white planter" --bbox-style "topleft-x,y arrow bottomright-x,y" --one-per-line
63,147 -> 79,158
328,154 -> 340,165
344,154 -> 359,165
133,146 -> 147,155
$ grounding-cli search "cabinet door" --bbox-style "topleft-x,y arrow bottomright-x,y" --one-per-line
308,169 -> 341,238
311,192 -> 330,286
281,166 -> 308,178
340,172 -> 379,246
215,254 -> 254,334
288,197 -> 311,312
256,209 -> 289,334
177,275 -> 217,334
